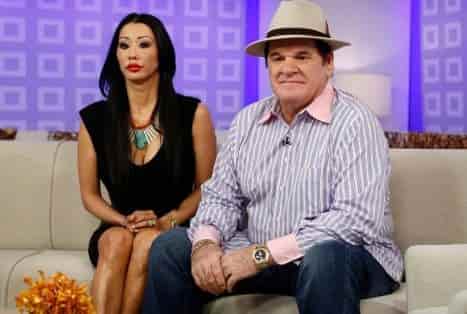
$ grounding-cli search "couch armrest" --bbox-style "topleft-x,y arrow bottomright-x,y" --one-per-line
448,290 -> 467,314
406,245 -> 467,312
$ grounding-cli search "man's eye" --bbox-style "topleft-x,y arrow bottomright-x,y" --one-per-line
118,42 -> 129,49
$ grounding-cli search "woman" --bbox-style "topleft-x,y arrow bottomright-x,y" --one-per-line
77,13 -> 216,314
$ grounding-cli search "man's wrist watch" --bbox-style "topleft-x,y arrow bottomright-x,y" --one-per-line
252,245 -> 271,270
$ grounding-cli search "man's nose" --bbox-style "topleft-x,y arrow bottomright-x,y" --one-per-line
280,58 -> 298,74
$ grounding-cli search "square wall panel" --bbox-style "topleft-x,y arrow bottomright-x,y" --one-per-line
0,17 -> 26,43
0,52 -> 26,77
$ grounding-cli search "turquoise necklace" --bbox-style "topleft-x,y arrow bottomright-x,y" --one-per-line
129,120 -> 159,150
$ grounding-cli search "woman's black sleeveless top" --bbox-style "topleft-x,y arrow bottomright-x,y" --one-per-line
79,94 -> 198,266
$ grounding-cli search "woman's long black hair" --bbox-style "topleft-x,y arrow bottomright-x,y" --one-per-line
98,13 -> 185,195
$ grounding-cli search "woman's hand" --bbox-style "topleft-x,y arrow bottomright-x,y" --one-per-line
126,210 -> 158,232
157,210 -> 178,232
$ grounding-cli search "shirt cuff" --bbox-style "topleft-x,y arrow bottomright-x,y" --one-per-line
266,234 -> 303,265
192,225 -> 221,245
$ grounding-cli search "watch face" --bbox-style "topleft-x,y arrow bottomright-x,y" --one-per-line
254,248 -> 267,261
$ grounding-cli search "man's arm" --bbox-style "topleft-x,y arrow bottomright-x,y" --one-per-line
189,119 -> 249,295
187,118 -> 247,245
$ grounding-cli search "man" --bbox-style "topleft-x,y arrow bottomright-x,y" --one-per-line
142,1 -> 402,313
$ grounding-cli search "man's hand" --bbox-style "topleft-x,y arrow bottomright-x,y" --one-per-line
191,243 -> 226,295
221,246 -> 259,292
126,210 -> 157,232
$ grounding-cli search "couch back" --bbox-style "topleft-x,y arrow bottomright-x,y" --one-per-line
50,142 -> 100,250
0,142 -> 57,249
1,135 -> 466,253
390,149 -> 467,253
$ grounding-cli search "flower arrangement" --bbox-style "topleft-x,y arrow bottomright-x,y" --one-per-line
15,271 -> 95,314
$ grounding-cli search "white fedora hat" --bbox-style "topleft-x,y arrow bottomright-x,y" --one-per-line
246,0 -> 350,57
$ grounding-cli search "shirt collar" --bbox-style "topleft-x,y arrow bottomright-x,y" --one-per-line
258,80 -> 335,125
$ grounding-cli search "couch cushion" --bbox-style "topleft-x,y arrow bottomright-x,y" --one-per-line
0,142 -> 58,249
448,290 -> 467,314
389,149 -> 467,254
6,250 -> 93,308
361,283 -> 407,314
409,307 -> 447,314
0,250 -> 37,309
204,295 -> 296,314
405,245 -> 467,312
204,284 -> 406,314
50,142 -> 100,250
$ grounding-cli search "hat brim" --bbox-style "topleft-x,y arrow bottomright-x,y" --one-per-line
245,35 -> 351,57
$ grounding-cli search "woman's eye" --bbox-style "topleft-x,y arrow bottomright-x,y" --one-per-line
118,42 -> 129,49
139,42 -> 151,48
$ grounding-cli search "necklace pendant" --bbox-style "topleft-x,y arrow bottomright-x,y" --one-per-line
134,130 -> 148,150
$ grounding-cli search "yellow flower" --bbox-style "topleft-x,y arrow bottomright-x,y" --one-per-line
16,271 -> 95,314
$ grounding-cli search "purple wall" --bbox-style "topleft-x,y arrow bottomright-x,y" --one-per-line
0,0 -> 245,130
1,0 -> 465,134
421,0 -> 466,134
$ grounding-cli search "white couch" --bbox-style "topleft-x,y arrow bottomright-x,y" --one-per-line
1,132 -> 467,314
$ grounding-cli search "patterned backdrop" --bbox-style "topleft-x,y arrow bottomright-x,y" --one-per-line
422,0 -> 465,133
0,0 -> 245,130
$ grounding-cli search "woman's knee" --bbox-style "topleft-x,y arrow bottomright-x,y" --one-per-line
130,230 -> 161,273
98,227 -> 134,264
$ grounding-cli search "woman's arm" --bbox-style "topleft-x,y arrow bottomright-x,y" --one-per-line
77,121 -> 127,226
160,103 -> 217,230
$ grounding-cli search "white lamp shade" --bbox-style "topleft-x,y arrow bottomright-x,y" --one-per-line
333,73 -> 392,117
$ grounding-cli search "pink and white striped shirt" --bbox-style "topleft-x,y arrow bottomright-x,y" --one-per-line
188,83 -> 403,281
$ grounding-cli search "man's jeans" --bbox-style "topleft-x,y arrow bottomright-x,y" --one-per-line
141,228 -> 399,314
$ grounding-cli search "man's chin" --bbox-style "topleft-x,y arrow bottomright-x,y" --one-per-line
277,94 -> 306,106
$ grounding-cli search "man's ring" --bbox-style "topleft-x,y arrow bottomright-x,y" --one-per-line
147,219 -> 156,227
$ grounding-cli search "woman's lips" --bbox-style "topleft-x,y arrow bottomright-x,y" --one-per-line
126,65 -> 142,72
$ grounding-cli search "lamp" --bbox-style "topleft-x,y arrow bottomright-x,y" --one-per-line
333,73 -> 392,117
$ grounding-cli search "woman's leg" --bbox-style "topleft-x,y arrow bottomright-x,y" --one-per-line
91,227 -> 134,314
120,228 -> 161,314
